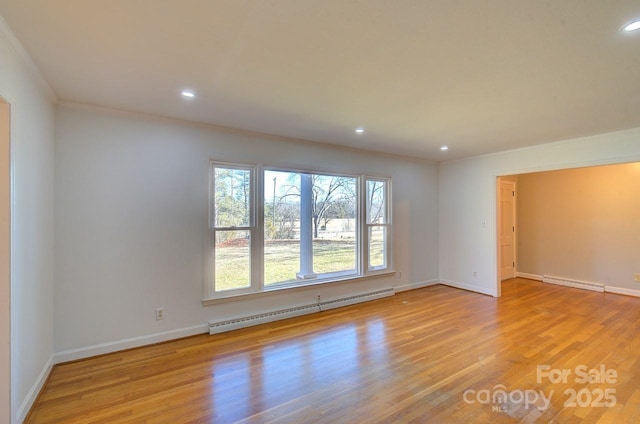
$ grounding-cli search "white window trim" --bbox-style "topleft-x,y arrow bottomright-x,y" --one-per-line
207,161 -> 258,299
202,270 -> 395,305
205,161 -> 393,301
364,177 -> 392,272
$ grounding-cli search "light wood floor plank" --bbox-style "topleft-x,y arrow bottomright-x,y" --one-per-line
26,279 -> 640,423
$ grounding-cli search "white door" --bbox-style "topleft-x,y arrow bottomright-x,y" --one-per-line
499,180 -> 516,281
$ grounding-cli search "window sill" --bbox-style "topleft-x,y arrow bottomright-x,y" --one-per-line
202,270 -> 396,306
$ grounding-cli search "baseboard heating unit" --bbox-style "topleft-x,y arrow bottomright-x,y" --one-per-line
542,275 -> 605,292
209,288 -> 395,335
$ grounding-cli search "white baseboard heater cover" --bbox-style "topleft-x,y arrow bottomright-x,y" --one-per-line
542,275 -> 605,292
209,288 -> 395,335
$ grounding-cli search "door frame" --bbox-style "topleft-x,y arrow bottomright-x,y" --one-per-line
0,95 -> 12,423
495,176 -> 517,297
499,179 -> 516,282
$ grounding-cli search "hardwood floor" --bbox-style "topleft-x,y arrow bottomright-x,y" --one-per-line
26,279 -> 640,423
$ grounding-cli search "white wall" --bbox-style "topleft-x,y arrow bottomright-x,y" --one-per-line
0,18 -> 56,424
54,103 -> 439,357
439,127 -> 640,297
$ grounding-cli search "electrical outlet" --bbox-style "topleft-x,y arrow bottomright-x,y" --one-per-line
155,308 -> 164,320
473,271 -> 477,277
317,295 -> 321,303
635,274 -> 640,282
399,271 -> 402,278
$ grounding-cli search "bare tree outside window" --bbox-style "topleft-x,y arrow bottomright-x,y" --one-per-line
209,162 -> 391,297
264,171 -> 357,284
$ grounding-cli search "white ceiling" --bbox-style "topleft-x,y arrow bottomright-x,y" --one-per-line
0,1 -> 639,161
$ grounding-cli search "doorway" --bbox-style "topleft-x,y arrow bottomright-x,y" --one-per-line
498,178 -> 516,282
0,97 -> 10,422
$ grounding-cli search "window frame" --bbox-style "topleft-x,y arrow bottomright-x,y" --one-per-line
205,160 -> 393,301
364,177 -> 392,272
208,161 -> 258,298
262,168 -> 361,287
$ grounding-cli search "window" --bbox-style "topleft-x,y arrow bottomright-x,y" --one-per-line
207,162 -> 391,299
264,170 -> 357,286
209,163 -> 255,295
366,179 -> 390,271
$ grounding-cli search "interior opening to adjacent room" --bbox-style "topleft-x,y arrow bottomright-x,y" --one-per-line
495,162 -> 640,297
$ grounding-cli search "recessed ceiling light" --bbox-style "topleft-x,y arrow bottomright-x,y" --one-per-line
355,128 -> 365,134
181,90 -> 195,98
440,145 -> 449,151
624,20 -> 640,32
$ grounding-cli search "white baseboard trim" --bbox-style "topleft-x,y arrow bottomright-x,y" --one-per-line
54,324 -> 209,364
516,272 -> 543,281
604,286 -> 640,298
395,279 -> 439,292
440,279 -> 496,297
16,353 -> 54,424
